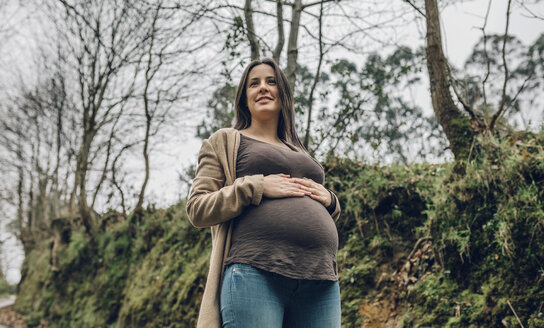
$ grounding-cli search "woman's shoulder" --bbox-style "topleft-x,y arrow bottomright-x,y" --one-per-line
208,127 -> 237,140
205,128 -> 239,149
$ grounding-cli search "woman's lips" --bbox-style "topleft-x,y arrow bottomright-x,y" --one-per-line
257,97 -> 273,103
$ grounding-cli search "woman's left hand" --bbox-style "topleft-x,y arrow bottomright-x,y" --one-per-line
292,177 -> 332,207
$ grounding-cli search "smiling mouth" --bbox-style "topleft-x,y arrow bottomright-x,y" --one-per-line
257,97 -> 273,102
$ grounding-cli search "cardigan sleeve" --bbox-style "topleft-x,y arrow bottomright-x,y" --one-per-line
328,189 -> 341,222
325,190 -> 336,214
186,139 -> 264,228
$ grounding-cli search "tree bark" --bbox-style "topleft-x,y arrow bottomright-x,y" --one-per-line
424,0 -> 475,160
244,0 -> 260,60
135,6 -> 161,215
273,0 -> 285,64
76,127 -> 95,233
286,0 -> 303,90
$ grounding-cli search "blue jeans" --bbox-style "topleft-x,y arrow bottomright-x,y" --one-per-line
220,263 -> 341,328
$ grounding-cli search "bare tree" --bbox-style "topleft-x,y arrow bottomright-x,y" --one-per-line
207,0 -> 413,151
423,0 -> 476,160
134,1 -> 206,214
0,0 -> 212,250
422,0 -> 539,160
43,0 -> 208,229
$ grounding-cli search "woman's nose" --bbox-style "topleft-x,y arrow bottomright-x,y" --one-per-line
258,82 -> 269,93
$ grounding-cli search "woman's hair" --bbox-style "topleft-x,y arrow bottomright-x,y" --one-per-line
233,57 -> 307,152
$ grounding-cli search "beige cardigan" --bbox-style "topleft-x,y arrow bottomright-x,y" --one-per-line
186,128 -> 341,328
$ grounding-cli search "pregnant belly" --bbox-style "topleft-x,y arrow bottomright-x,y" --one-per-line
231,196 -> 338,252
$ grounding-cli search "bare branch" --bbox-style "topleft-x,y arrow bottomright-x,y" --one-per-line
518,1 -> 544,21
490,0 -> 512,131
446,63 -> 477,121
501,67 -> 536,118
304,0 -> 325,150
481,0 -> 492,107
135,3 -> 162,214
302,0 -> 339,10
403,0 -> 426,18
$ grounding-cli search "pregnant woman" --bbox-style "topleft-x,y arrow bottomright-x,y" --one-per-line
186,58 -> 341,328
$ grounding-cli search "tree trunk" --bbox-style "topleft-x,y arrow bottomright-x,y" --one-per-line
76,127 -> 95,233
286,0 -> 303,90
244,0 -> 260,60
272,0 -> 285,64
424,0 -> 475,160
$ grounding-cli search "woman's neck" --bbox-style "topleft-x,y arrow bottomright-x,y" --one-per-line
241,119 -> 281,143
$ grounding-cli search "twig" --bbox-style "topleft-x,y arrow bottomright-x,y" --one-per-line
518,2 -> 544,21
303,0 -> 324,150
507,299 -> 525,328
502,69 -> 536,116
446,63 -> 477,121
404,0 -> 426,18
490,0 -> 512,131
302,0 -> 337,10
372,209 -> 381,236
408,237 -> 433,260
467,137 -> 476,162
481,0 -> 493,107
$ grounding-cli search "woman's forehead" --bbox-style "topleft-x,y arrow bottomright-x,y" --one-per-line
248,64 -> 274,79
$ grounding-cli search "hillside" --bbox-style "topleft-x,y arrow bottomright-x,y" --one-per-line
13,133 -> 544,327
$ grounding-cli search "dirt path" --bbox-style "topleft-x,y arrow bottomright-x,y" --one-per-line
0,296 -> 49,328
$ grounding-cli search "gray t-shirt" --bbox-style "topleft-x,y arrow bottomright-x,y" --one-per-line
225,134 -> 339,281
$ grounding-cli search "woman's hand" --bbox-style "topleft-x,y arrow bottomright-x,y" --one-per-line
263,173 -> 311,198
292,177 -> 332,207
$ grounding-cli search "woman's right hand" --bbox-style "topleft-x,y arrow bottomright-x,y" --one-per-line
263,173 -> 311,198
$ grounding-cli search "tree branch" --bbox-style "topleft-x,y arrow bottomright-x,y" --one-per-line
490,0 -> 512,131
446,63 -> 477,121
403,0 -> 426,18
302,0 -> 338,10
481,0 -> 492,107
303,0 -> 324,150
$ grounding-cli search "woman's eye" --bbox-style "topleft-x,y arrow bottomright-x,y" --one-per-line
268,80 -> 276,84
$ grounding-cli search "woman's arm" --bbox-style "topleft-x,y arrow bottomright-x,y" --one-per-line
186,139 -> 264,228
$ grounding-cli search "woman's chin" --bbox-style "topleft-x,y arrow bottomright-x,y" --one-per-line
251,109 -> 280,120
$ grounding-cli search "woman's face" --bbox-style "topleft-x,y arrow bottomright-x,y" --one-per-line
246,64 -> 281,122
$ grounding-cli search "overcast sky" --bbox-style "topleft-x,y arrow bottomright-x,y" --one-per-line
1,0 -> 543,285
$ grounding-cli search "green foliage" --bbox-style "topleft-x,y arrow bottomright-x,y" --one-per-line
196,83 -> 236,140
316,47 -> 446,161
13,133 -> 544,327
326,158 -> 442,326
419,133 -> 544,327
15,203 -> 211,327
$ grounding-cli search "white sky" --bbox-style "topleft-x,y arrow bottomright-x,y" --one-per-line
1,0 -> 543,285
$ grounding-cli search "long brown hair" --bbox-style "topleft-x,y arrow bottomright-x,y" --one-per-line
233,58 -> 306,152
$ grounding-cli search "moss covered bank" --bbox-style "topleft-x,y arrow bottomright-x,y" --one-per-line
15,134 -> 544,327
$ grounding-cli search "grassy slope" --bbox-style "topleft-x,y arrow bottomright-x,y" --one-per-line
15,134 -> 544,327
